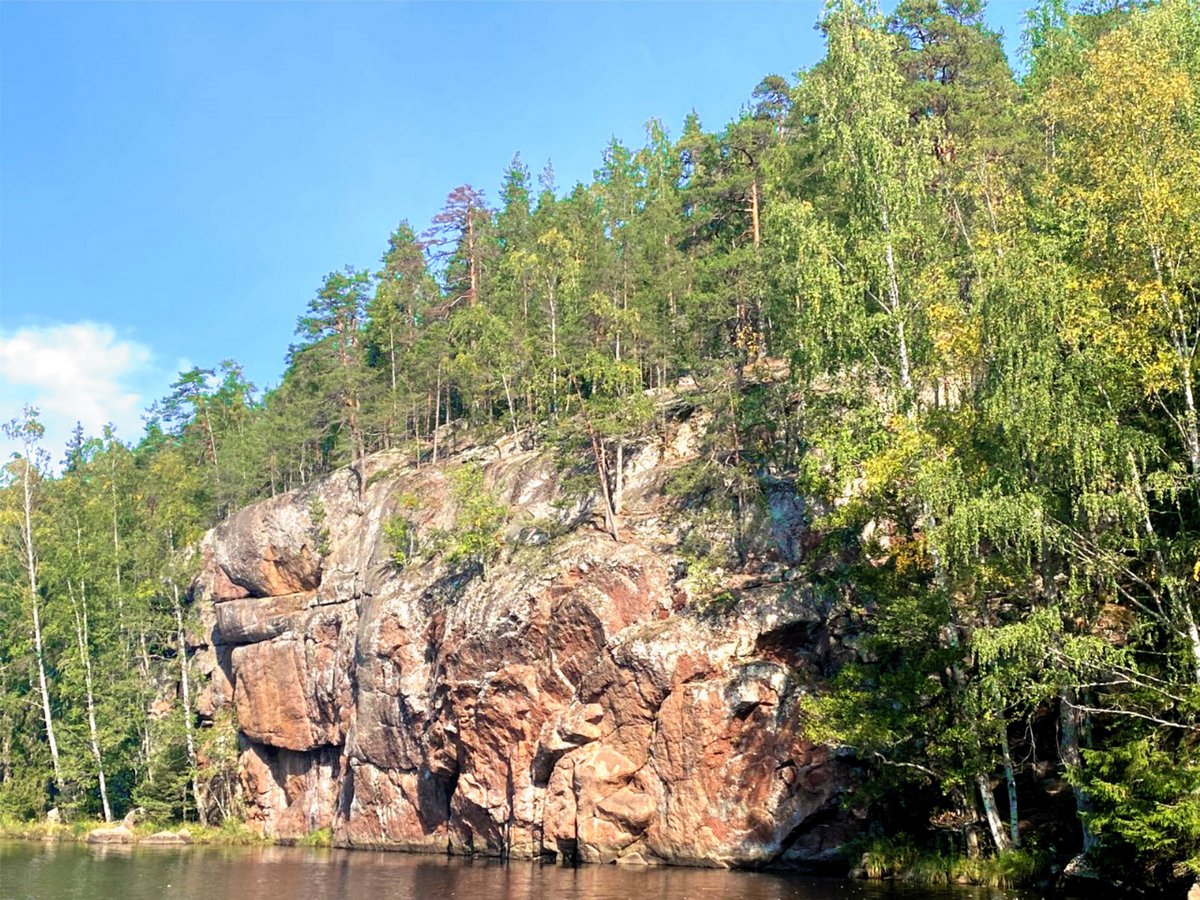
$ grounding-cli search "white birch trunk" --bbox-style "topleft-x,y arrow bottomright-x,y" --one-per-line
1000,734 -> 1020,848
19,457 -> 61,790
69,577 -> 111,822
976,773 -> 1012,854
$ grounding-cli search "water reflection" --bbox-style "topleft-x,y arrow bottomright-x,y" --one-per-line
0,841 -> 1019,900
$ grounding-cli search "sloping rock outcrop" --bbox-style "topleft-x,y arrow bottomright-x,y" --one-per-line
190,419 -> 863,868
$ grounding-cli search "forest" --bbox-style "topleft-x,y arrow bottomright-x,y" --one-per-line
1,0 -> 1198,890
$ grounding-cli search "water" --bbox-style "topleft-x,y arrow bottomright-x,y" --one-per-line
0,841 -> 1024,900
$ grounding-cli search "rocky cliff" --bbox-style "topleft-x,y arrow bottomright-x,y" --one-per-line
189,412 -> 864,868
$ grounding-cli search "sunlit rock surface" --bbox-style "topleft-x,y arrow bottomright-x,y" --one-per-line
190,416 -> 862,868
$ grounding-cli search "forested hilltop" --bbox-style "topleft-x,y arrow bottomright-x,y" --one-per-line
2,0 -> 1198,891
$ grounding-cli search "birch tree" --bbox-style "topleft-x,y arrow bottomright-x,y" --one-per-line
1,408 -> 62,796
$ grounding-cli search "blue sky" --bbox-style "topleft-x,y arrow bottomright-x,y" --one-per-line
0,1 -> 1028,460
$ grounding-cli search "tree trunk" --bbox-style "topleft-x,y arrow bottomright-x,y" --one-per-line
549,286 -> 559,414
575,387 -> 619,542
433,366 -> 442,463
957,789 -> 982,859
201,403 -> 220,482
19,457 -> 61,792
976,773 -> 1012,854
1128,451 -> 1200,682
590,432 -> 619,541
412,398 -> 422,470
500,372 -> 519,442
68,577 -> 111,822
614,443 -> 624,516
1185,607 -> 1200,687
109,452 -> 128,659
879,200 -> 912,394
1059,688 -> 1096,855
1152,242 -> 1200,477
348,394 -> 365,503
467,211 -> 478,305
1169,318 -> 1200,477
172,582 -> 206,825
750,178 -> 761,248
1000,732 -> 1020,848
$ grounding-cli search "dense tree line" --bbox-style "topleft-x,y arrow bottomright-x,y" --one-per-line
1,0 -> 1198,888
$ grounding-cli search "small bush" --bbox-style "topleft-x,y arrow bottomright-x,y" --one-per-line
382,515 -> 415,566
680,555 -> 735,613
444,464 -> 507,579
0,771 -> 49,822
309,497 -> 332,555
382,493 -> 421,566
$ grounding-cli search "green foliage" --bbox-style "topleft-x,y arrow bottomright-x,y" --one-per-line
678,555 -> 736,613
663,458 -> 725,502
309,497 -> 326,524
0,769 -> 50,822
1079,736 -> 1200,879
197,708 -> 242,824
858,834 -> 920,879
919,848 -> 1044,889
855,834 -> 1041,887
382,495 -> 420,567
800,576 -> 974,798
365,466 -> 397,489
198,819 -> 270,845
382,516 -> 413,566
131,717 -> 193,825
309,496 -> 332,555
441,464 -> 507,579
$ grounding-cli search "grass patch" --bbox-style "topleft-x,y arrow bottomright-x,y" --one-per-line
858,835 -> 918,879
0,816 -> 92,842
175,819 -> 268,846
297,827 -> 332,848
952,849 -> 1041,888
0,815 -> 268,846
854,835 -> 1042,888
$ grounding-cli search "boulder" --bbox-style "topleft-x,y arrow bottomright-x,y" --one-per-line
140,830 -> 191,845
86,825 -> 133,844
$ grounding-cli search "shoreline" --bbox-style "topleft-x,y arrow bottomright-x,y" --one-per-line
0,821 -> 1050,893
0,819 -> 285,849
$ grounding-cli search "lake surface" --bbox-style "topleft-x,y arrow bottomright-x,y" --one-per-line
0,840 -> 1027,900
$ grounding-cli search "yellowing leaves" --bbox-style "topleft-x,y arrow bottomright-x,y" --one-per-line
1042,0 -> 1200,470
861,416 -> 943,497
1046,7 -> 1199,265
1042,1 -> 1198,281
928,300 -> 982,379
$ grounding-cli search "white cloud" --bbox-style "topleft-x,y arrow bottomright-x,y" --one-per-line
0,322 -> 160,465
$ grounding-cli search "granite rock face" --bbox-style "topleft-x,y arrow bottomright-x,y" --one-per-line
190,424 -> 861,868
